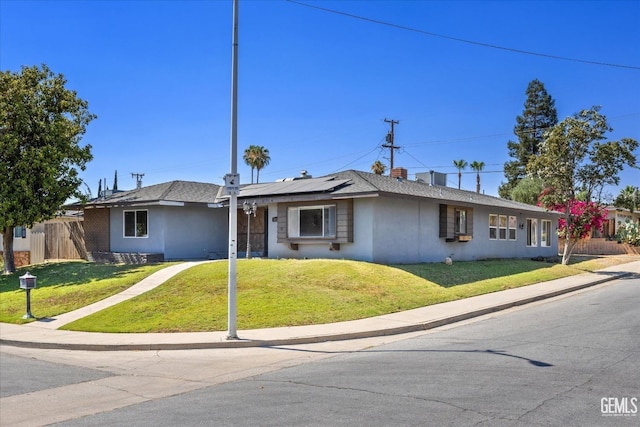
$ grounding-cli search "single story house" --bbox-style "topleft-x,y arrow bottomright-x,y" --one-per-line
67,181 -> 228,262
71,168 -> 562,264
216,168 -> 561,263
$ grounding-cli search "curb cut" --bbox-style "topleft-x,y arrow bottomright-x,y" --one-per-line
1,271 -> 632,351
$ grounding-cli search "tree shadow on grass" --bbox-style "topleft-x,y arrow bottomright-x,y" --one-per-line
391,259 -> 554,288
0,261 -> 161,293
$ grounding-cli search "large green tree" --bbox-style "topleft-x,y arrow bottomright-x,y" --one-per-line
499,79 -> 558,199
1,65 -> 95,274
529,106 -> 637,264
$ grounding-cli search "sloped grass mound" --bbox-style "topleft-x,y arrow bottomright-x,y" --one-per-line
59,257 -> 624,333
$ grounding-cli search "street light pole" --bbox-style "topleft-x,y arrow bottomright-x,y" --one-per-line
226,0 -> 239,340
243,201 -> 257,258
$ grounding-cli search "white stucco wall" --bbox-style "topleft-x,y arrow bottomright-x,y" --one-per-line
1,228 -> 32,251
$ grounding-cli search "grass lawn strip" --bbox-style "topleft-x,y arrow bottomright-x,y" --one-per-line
59,255 -> 637,333
0,261 -> 176,323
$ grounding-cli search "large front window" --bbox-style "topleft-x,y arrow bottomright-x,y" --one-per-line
124,210 -> 148,238
288,205 -> 336,238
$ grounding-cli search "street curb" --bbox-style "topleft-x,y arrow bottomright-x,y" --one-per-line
1,271 -> 632,351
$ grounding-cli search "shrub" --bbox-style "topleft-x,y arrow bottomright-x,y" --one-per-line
617,219 -> 640,246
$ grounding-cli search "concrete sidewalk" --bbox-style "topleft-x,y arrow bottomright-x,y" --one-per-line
1,260 -> 639,351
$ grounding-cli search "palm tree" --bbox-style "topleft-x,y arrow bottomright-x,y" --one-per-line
453,159 -> 468,189
243,145 -> 259,184
253,146 -> 270,184
243,145 -> 270,184
371,160 -> 386,175
470,161 -> 485,193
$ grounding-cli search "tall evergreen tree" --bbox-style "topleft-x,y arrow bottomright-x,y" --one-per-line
113,170 -> 118,191
498,79 -> 558,199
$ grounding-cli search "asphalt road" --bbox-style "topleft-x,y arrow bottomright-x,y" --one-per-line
2,275 -> 638,426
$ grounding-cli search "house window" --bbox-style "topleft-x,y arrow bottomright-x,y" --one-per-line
499,215 -> 508,240
454,209 -> 467,234
489,214 -> 498,239
527,218 -> 538,247
124,210 -> 148,238
13,226 -> 27,239
541,219 -> 552,247
287,205 -> 336,238
509,216 -> 517,240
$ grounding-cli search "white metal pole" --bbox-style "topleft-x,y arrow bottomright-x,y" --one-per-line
227,0 -> 239,340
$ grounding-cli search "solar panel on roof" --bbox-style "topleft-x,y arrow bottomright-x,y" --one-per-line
239,177 -> 351,197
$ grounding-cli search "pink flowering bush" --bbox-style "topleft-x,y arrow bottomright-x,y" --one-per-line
538,188 -> 607,240
554,200 -> 607,240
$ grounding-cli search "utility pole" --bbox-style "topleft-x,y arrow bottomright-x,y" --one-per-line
383,118 -> 400,172
131,173 -> 144,189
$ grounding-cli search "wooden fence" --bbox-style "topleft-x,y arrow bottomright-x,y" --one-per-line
44,221 -> 86,260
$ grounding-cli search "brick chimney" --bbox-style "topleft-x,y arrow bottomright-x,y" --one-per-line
390,167 -> 408,180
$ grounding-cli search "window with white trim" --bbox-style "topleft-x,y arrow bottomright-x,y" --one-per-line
508,216 -> 517,240
499,215 -> 508,240
527,218 -> 538,247
489,214 -> 498,239
124,210 -> 148,238
287,205 -> 336,238
541,219 -> 552,247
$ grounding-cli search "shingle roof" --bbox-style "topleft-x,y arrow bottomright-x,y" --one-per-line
78,181 -> 221,207
329,170 -> 552,213
210,169 -> 555,214
74,171 -> 554,215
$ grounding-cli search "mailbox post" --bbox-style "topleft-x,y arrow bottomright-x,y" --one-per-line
19,272 -> 37,319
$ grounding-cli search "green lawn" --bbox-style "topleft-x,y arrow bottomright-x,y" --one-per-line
0,261 -> 175,323
55,255 -> 636,333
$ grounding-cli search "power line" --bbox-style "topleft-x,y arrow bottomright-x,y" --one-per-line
286,0 -> 640,71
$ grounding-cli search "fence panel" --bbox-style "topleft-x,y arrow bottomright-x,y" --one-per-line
45,222 -> 86,260
30,232 -> 45,264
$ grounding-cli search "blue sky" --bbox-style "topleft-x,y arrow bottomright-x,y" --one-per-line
2,0 -> 638,198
